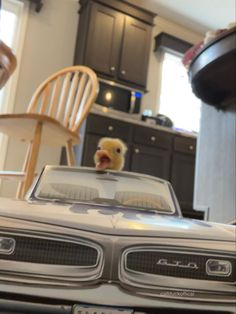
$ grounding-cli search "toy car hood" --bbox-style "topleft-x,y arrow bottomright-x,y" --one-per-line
0,197 -> 234,242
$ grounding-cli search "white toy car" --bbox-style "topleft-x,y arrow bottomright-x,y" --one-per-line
0,166 -> 235,313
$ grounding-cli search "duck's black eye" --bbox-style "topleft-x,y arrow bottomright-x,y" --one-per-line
97,146 -> 101,151
116,148 -> 121,153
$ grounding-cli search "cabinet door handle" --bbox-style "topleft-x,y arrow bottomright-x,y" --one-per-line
151,136 -> 156,142
121,70 -> 126,75
110,66 -> 115,72
134,148 -> 140,154
108,125 -> 114,131
189,145 -> 194,151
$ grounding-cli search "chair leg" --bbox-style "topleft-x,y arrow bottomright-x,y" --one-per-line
66,139 -> 76,166
16,143 -> 32,199
18,122 -> 43,199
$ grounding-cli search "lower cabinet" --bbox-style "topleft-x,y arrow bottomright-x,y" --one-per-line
171,152 -> 195,210
170,136 -> 197,213
82,133 -> 101,167
131,124 -> 172,180
80,114 -> 202,219
130,144 -> 171,180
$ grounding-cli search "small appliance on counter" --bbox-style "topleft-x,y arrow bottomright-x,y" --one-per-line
142,113 -> 174,128
96,80 -> 142,114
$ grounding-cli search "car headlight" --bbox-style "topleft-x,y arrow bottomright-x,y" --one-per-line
0,237 -> 15,254
206,259 -> 232,277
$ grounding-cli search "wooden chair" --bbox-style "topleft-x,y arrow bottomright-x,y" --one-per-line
0,65 -> 99,199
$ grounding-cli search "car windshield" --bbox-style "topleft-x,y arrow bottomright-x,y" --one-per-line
32,166 -> 176,214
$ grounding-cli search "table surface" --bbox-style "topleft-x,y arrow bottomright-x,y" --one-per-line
189,27 -> 236,108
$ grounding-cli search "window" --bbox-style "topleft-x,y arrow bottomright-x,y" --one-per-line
0,3 -> 17,45
0,0 -> 29,171
159,52 -> 201,133
0,2 -> 18,111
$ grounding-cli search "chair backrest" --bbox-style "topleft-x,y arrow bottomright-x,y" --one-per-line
27,66 -> 99,132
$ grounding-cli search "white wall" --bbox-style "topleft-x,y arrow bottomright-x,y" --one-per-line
142,15 -> 203,114
0,0 -> 79,197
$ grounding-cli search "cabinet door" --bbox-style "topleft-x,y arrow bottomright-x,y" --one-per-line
171,152 -> 195,210
85,3 -> 123,78
82,133 -> 101,168
130,144 -> 171,179
133,125 -> 172,150
118,16 -> 152,87
86,114 -> 131,140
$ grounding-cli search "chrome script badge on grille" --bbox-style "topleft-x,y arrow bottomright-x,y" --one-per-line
73,305 -> 133,314
0,237 -> 15,255
156,258 -> 199,269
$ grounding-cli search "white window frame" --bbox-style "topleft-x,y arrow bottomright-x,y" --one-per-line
0,0 -> 29,171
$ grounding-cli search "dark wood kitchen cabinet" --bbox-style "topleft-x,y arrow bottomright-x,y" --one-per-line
170,136 -> 197,217
83,4 -> 123,79
117,16 -> 152,86
74,0 -> 155,89
130,144 -> 171,179
130,125 -> 172,179
82,133 -> 101,167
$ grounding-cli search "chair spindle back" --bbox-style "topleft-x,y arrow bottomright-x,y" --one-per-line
27,66 -> 98,132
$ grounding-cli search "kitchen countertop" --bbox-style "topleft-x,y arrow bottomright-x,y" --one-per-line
90,104 -> 197,139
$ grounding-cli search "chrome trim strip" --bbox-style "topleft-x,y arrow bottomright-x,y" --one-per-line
0,260 -> 102,281
129,91 -> 136,114
98,78 -> 144,93
120,281 -> 236,303
1,282 -> 236,311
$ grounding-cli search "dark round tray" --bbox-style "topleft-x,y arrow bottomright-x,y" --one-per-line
189,27 -> 236,109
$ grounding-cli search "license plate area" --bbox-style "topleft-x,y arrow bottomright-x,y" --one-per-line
73,305 -> 133,314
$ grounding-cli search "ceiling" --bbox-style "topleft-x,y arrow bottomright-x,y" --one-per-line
130,0 -> 236,34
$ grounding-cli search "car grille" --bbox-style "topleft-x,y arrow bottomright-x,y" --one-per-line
123,248 -> 236,283
0,232 -> 103,284
0,233 -> 97,266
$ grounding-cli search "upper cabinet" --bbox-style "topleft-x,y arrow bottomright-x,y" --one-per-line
74,0 -> 156,90
84,4 -> 123,79
118,16 -> 152,86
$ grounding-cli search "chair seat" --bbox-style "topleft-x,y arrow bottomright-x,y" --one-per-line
0,113 -> 80,146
